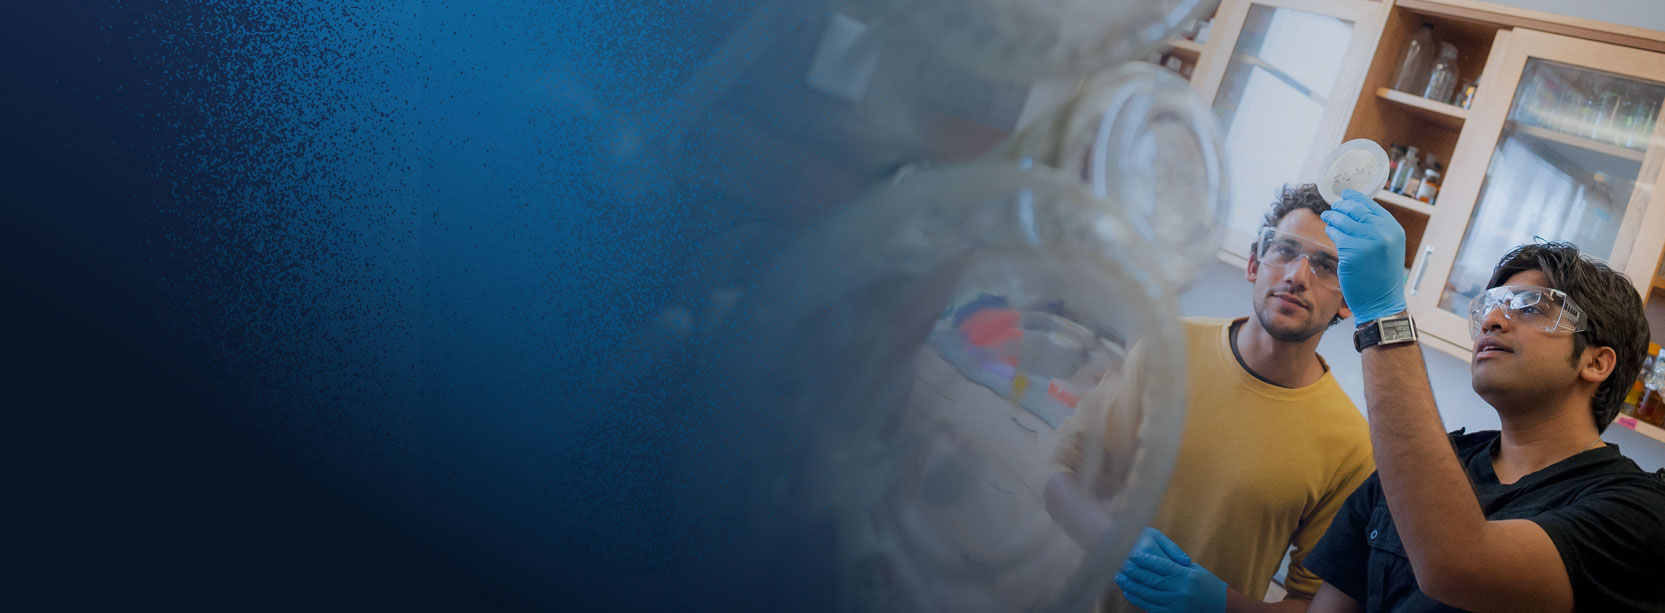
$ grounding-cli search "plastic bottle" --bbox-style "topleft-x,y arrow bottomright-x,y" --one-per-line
1423,42 -> 1460,103
1393,24 -> 1436,94
1415,162 -> 1442,204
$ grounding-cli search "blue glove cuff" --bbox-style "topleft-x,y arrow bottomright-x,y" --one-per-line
1354,302 -> 1407,326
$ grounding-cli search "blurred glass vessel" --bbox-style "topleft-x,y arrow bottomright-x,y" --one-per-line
701,162 -> 1192,611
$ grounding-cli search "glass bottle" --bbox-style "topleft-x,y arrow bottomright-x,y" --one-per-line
1393,24 -> 1436,94
1415,162 -> 1442,204
1385,144 -> 1406,190
1551,74 -> 1579,134
1618,83 -> 1645,148
1595,86 -> 1624,145
1530,73 -> 1560,130
1391,147 -> 1420,195
1576,75 -> 1604,139
1625,85 -> 1660,149
1423,42 -> 1460,103
1405,154 -> 1431,197
1454,79 -> 1479,109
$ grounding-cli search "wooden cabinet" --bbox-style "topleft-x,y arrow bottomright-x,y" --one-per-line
1342,5 -> 1504,273
1325,1 -> 1665,361
1329,1 -> 1665,444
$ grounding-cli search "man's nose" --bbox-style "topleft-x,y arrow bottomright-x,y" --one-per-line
1280,254 -> 1313,287
1480,302 -> 1511,334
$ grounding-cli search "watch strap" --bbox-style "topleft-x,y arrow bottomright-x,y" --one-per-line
1355,315 -> 1417,352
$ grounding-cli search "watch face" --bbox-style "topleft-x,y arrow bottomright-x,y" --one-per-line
1381,318 -> 1416,343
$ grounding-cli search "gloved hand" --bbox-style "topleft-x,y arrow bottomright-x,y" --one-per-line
1320,189 -> 1408,324
1115,527 -> 1226,613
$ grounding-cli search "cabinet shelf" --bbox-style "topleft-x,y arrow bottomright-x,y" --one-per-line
1376,87 -> 1468,131
1612,414 -> 1665,445
1511,123 -> 1646,163
1166,38 -> 1205,59
1376,190 -> 1437,216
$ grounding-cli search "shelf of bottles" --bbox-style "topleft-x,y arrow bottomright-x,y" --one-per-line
1621,345 -> 1665,441
1376,189 -> 1436,216
1166,38 -> 1204,58
1151,14 -> 1213,79
1509,62 -> 1661,158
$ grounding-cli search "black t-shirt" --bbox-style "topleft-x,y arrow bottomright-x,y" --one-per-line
1306,429 -> 1665,611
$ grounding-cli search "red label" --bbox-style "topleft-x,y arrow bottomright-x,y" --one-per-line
1048,380 -> 1080,408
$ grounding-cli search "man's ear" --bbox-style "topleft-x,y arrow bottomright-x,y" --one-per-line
1246,254 -> 1259,283
1337,300 -> 1353,323
1580,345 -> 1618,386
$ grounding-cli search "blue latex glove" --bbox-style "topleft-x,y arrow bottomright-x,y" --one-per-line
1320,189 -> 1408,324
1115,528 -> 1226,613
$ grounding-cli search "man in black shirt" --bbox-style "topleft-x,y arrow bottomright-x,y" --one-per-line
1307,191 -> 1665,611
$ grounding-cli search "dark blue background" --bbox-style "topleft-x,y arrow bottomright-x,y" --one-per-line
4,2 -> 800,609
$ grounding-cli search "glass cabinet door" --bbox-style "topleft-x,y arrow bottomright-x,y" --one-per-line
1411,29 -> 1665,348
1197,0 -> 1380,257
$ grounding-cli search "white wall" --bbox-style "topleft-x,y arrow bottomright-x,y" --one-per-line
1177,258 -> 1665,471
1480,0 -> 1665,34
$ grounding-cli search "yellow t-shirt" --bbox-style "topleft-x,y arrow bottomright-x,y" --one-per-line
1056,317 -> 1374,608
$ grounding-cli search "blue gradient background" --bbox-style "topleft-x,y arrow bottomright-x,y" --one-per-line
6,2 -> 801,608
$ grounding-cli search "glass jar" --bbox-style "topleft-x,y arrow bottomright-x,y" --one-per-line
1385,144 -> 1406,190
1423,42 -> 1460,103
1415,162 -> 1442,204
1393,24 -> 1436,94
1595,86 -> 1625,145
1454,79 -> 1479,109
1391,147 -> 1420,195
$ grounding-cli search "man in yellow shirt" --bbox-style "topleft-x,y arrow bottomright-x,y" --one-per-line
1051,184 -> 1375,612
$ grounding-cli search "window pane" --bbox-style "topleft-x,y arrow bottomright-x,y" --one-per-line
1213,5 -> 1356,240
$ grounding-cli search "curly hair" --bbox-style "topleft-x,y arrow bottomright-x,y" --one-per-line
1487,243 -> 1651,432
1249,183 -> 1342,326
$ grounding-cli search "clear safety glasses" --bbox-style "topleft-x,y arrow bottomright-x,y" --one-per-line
1467,285 -> 1589,339
1255,228 -> 1340,289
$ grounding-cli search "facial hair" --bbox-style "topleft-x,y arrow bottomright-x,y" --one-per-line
1253,292 -> 1329,343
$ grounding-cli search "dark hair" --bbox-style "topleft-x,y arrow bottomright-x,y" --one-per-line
1486,243 -> 1651,432
1249,183 -> 1342,326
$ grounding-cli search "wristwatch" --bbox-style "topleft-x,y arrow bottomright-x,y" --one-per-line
1355,314 -> 1417,352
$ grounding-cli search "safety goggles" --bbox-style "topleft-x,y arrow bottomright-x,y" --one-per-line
1255,228 -> 1340,289
1467,285 -> 1589,339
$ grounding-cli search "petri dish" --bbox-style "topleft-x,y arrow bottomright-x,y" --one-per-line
1317,139 -> 1390,204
